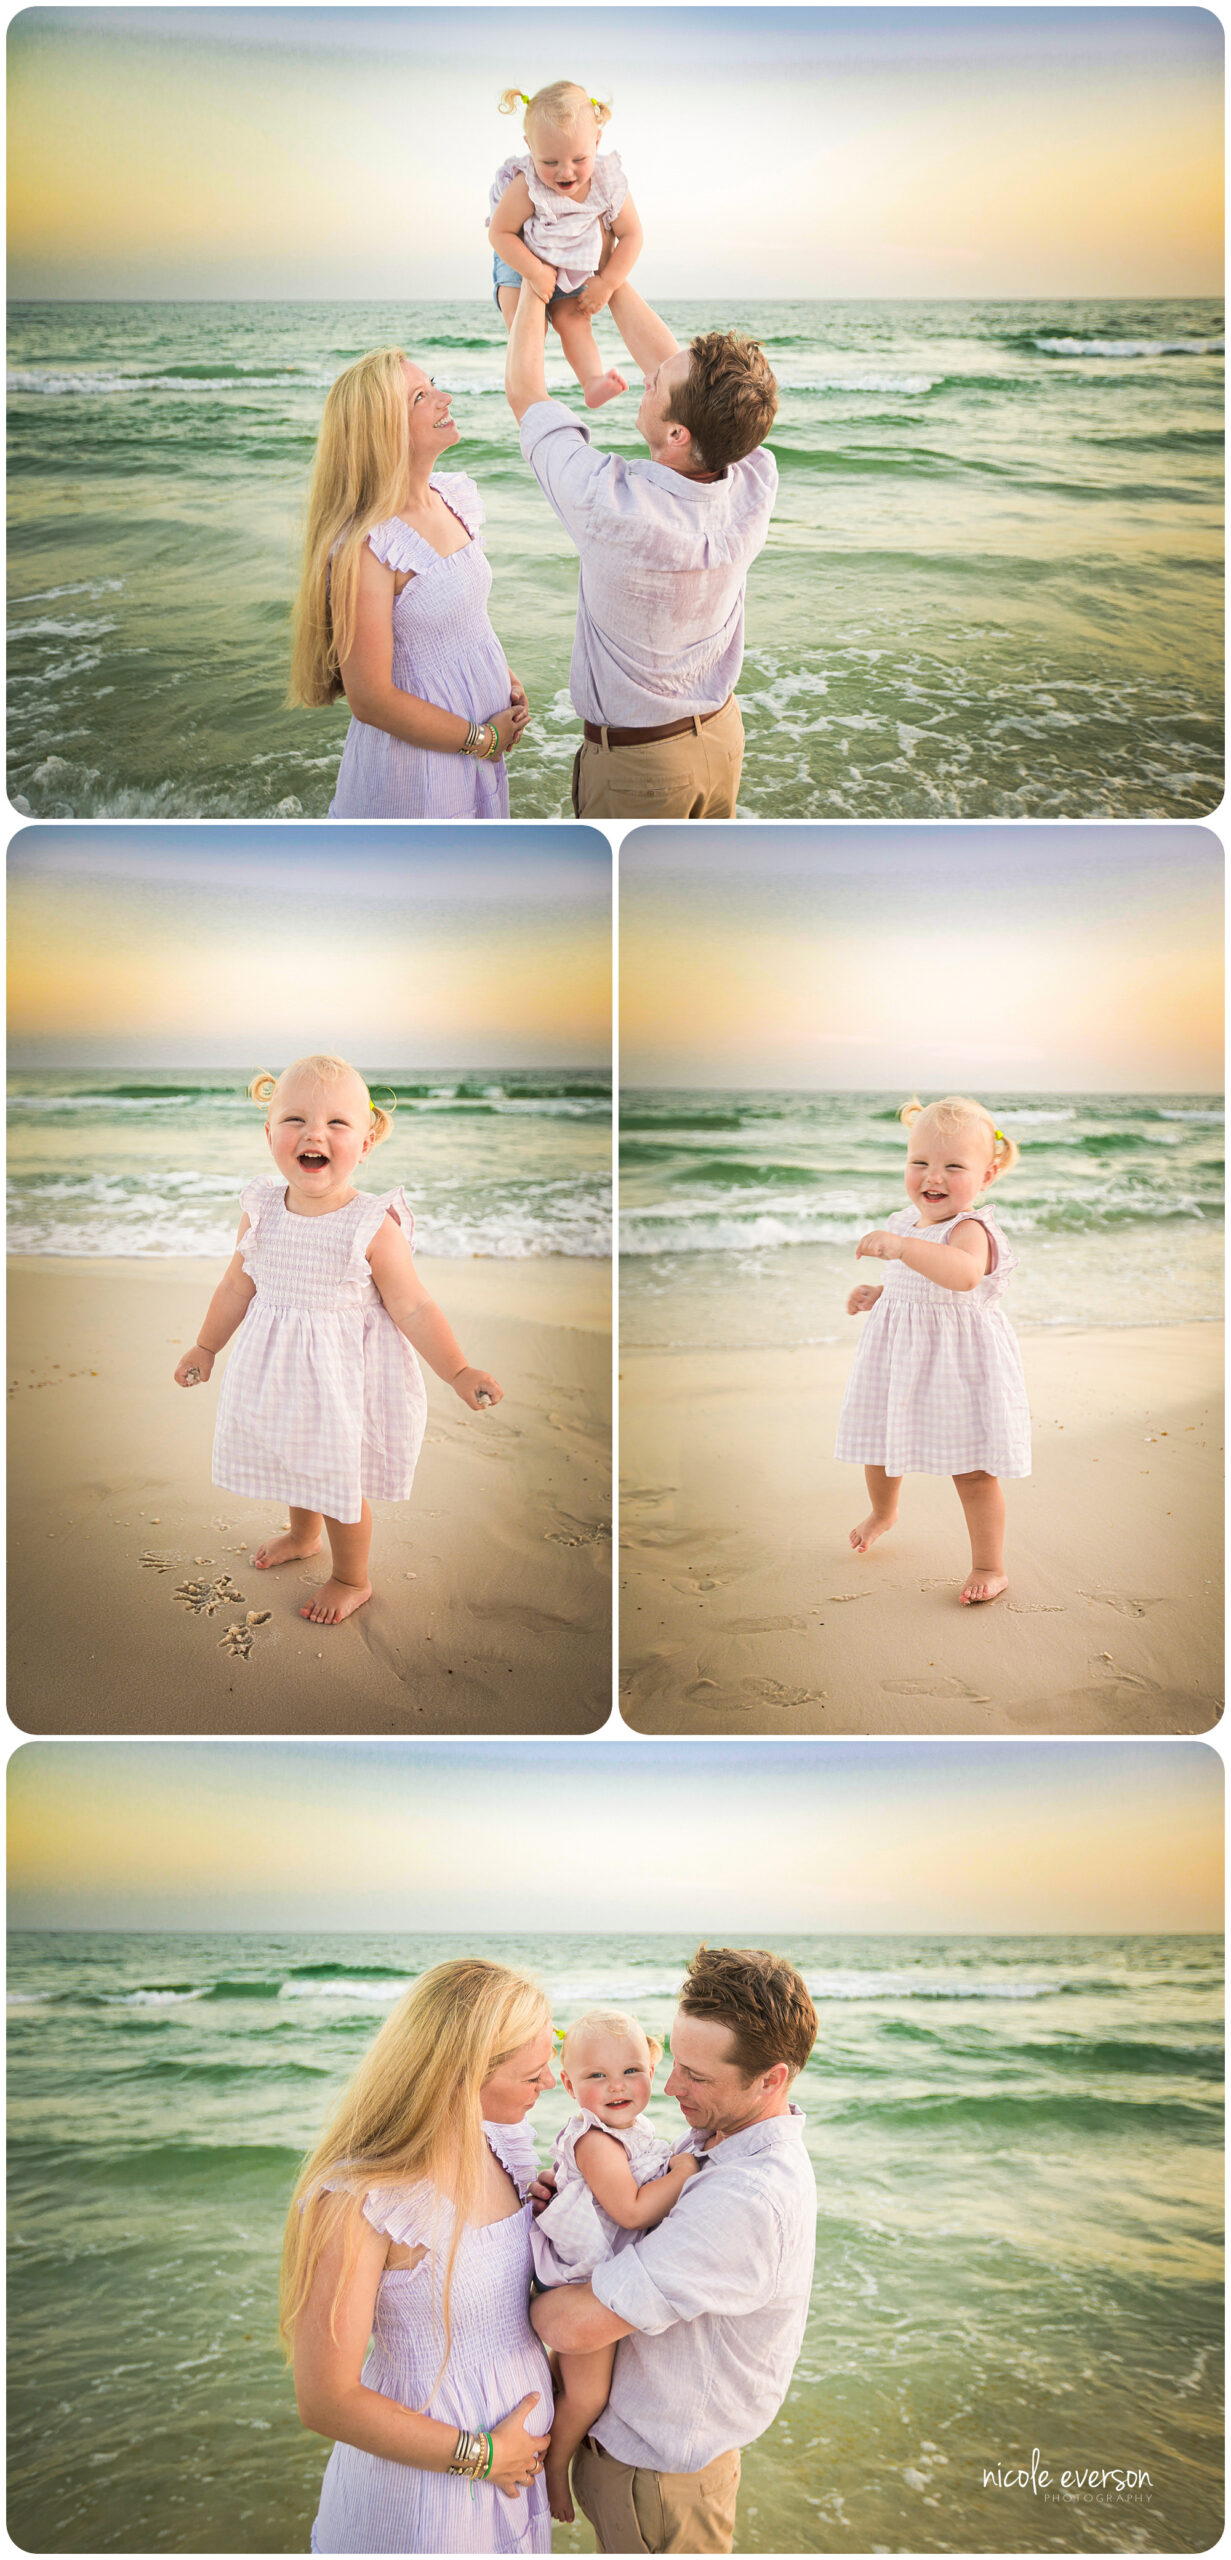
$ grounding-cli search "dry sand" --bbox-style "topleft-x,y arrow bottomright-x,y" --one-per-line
9,1257 -> 611,1734
620,1325 -> 1223,1732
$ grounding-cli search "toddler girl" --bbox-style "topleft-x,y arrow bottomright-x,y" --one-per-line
173,1053 -> 501,1626
835,1095 -> 1031,1605
531,2009 -> 699,2522
488,81 -> 644,408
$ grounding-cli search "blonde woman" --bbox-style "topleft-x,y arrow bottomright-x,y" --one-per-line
282,1958 -> 555,2552
289,350 -> 529,818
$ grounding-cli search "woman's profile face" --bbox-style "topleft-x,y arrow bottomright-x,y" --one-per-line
402,359 -> 460,466
479,2028 -> 556,2122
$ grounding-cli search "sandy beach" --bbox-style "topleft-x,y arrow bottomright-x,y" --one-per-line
620,1325 -> 1223,1732
9,1257 -> 611,1733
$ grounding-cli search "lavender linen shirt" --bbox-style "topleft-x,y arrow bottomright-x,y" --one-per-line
588,2106 -> 817,2474
518,399 -> 777,725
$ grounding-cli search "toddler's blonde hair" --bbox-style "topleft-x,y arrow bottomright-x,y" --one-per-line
899,1094 -> 1019,1176
498,80 -> 612,138
559,2007 -> 663,2076
248,1055 -> 395,1147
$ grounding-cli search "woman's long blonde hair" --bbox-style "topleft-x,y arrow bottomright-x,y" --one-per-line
279,1959 -> 550,2373
288,349 -> 411,708
899,1094 -> 1020,1176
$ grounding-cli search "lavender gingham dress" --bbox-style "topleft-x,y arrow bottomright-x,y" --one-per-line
488,151 -> 628,292
212,1178 -> 428,1525
530,2108 -> 674,2288
311,2125 -> 553,2555
835,1206 -> 1032,1479
329,474 -> 511,820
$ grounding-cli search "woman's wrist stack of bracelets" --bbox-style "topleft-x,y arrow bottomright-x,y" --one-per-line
460,721 -> 501,760
447,2429 -> 494,2480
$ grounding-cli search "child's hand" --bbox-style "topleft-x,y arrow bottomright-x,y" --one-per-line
856,1229 -> 904,1263
174,1345 -> 215,1387
453,1366 -> 503,1411
576,277 -> 611,318
846,1283 -> 884,1315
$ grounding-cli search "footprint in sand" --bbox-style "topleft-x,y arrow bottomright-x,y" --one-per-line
547,1519 -> 612,1548
174,1571 -> 247,1617
1078,1592 -> 1163,1617
621,1486 -> 679,1511
744,1679 -> 827,1710
720,1614 -> 809,1635
218,1611 -> 271,1660
882,1675 -> 993,1702
140,1552 -> 173,1574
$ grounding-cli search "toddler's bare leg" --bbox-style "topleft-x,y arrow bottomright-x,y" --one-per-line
850,1464 -> 901,1555
253,1506 -> 323,1571
953,1470 -> 1007,1604
552,301 -> 627,408
546,2342 -> 616,2525
300,1499 -> 373,1625
497,283 -> 521,331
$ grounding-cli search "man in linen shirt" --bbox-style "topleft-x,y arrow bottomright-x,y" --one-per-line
504,278 -> 778,820
531,1944 -> 818,2554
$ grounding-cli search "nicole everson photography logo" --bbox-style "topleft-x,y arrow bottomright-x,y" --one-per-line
983,2447 -> 1154,2507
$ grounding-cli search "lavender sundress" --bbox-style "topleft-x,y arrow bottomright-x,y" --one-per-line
329,472 -> 512,820
835,1205 -> 1032,1479
212,1177 -> 428,1524
311,2126 -> 553,2554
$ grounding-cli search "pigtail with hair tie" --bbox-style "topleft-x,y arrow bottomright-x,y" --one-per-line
248,1069 -> 279,1109
898,1095 -> 923,1128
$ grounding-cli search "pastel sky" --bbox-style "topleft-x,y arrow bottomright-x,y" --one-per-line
7,828 -> 610,1066
7,1739 -> 1222,1934
620,827 -> 1224,1092
9,7 -> 1223,298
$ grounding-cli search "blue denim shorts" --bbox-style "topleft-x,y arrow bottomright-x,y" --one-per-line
491,253 -> 587,314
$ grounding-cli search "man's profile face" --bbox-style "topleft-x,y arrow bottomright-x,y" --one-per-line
664,2007 -> 764,2138
637,348 -> 693,452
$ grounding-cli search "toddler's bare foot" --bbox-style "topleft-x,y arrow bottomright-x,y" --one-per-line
299,1576 -> 372,1625
545,2461 -> 575,2526
850,1510 -> 898,1554
584,369 -> 627,408
253,1529 -> 322,1570
960,1569 -> 1008,1605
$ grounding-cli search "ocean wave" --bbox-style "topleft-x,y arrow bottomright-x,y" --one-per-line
775,372 -> 940,396
7,367 -> 338,397
1033,335 -> 1224,359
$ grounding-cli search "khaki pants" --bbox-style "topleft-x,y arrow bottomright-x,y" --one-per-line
573,2435 -> 742,2555
571,696 -> 744,821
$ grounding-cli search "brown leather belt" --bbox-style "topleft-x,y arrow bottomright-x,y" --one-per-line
582,696 -> 732,749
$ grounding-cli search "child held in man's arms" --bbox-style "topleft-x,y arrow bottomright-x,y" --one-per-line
531,2010 -> 699,2522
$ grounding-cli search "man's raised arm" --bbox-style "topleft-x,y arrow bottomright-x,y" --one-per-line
505,281 -> 552,422
606,284 -> 680,376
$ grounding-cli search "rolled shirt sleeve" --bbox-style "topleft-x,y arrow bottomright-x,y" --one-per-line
519,399 -> 606,543
592,2172 -> 783,2332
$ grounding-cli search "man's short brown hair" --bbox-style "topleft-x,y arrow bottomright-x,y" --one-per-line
665,334 -> 778,474
678,1944 -> 817,2081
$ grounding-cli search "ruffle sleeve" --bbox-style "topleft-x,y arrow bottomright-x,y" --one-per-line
488,153 -> 531,224
359,2179 -> 445,2248
237,1175 -> 280,1278
593,150 -> 628,221
347,1185 -> 416,1283
485,2116 -> 540,2199
432,470 -> 485,541
364,517 -> 427,576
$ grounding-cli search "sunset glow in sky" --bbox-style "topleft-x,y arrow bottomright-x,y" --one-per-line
8,7 -> 1223,298
621,828 -> 1224,1092
8,1739 -> 1222,1934
7,829 -> 610,1067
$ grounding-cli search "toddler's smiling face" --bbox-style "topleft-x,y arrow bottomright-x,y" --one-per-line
905,1115 -> 996,1226
266,1069 -> 374,1205
561,2024 -> 655,2128
527,116 -> 599,199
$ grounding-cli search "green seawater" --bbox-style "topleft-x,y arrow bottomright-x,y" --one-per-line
7,298 -> 1224,820
7,1929 -> 1223,2553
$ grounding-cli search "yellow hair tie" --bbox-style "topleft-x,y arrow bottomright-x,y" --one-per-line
519,91 -> 531,105
994,1128 -> 1006,1143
